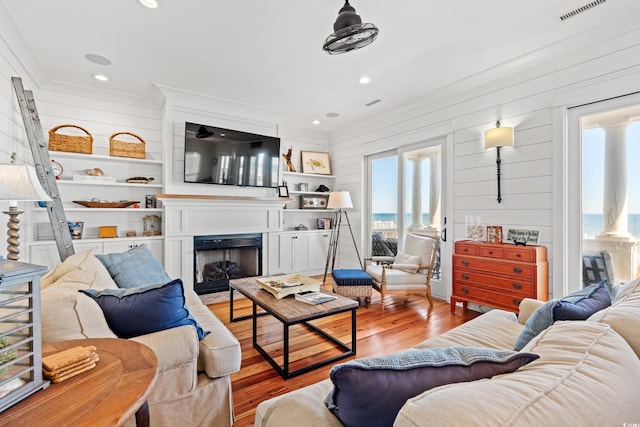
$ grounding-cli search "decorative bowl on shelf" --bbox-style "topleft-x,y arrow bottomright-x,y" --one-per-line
73,200 -> 139,208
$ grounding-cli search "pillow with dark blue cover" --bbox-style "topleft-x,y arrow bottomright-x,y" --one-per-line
80,279 -> 209,340
324,347 -> 539,427
96,244 -> 171,289
553,280 -> 611,320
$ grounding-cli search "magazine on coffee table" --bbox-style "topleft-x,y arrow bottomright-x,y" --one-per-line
295,291 -> 337,305
257,274 -> 321,299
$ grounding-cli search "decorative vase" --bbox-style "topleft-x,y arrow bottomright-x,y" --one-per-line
465,215 -> 484,241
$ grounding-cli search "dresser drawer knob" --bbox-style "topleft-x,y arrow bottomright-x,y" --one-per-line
463,248 -> 468,252
512,283 -> 523,289
462,274 -> 469,280
462,287 -> 469,294
512,298 -> 522,306
488,251 -> 493,255
462,260 -> 469,266
513,267 -> 523,273
516,253 -> 522,258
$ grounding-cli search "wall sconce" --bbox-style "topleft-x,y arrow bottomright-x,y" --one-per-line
484,121 -> 514,203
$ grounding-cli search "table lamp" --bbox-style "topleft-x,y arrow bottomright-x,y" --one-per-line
0,154 -> 51,260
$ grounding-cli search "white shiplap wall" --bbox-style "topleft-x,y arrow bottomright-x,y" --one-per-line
329,27 -> 640,300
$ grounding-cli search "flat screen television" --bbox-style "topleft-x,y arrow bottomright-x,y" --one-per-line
184,122 -> 280,188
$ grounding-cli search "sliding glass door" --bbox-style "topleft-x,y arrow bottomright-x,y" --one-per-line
366,137 -> 446,292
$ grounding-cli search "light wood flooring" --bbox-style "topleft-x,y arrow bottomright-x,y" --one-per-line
207,279 -> 480,427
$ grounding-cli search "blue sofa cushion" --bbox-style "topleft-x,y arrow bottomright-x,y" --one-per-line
96,244 -> 171,289
80,278 -> 209,340
514,281 -> 611,351
324,347 -> 539,427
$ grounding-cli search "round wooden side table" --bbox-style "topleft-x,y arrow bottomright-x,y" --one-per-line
0,338 -> 158,427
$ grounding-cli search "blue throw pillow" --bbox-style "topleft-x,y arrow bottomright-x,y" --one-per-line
514,282 -> 611,351
553,281 -> 611,320
324,347 -> 539,427
80,279 -> 209,340
96,244 -> 171,289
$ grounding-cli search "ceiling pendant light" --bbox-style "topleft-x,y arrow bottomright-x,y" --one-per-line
323,1 -> 379,55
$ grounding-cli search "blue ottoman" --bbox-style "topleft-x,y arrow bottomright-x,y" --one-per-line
331,269 -> 373,307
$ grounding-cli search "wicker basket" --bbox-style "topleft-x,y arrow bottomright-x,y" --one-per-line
109,132 -> 146,159
48,124 -> 93,154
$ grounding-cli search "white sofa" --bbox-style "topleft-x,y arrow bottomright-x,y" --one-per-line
39,250 -> 242,427
255,278 -> 640,426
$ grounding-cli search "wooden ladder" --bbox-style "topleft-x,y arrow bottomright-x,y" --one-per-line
12,77 -> 75,262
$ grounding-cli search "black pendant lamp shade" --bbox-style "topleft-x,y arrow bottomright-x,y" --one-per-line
323,1 -> 379,55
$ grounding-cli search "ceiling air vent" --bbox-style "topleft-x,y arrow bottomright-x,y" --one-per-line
365,99 -> 381,107
557,0 -> 606,21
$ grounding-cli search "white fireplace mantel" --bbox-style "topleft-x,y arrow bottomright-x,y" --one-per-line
157,194 -> 289,285
157,194 -> 288,236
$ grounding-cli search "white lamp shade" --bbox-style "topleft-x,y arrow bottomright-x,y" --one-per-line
484,126 -> 514,150
327,191 -> 353,209
0,164 -> 51,201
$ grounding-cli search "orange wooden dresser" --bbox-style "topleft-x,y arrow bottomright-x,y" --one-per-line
451,240 -> 548,313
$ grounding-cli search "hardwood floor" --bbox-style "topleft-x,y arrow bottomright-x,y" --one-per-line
207,281 -> 480,427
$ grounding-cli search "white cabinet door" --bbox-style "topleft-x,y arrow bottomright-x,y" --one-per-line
268,233 -> 293,274
291,233 -> 308,272
307,232 -> 331,271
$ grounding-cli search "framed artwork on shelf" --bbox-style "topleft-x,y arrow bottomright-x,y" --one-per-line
317,218 -> 332,229
486,225 -> 503,243
506,228 -> 540,245
300,195 -> 329,209
278,185 -> 289,197
301,151 -> 331,175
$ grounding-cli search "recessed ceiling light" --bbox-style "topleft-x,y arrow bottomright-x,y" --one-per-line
326,112 -> 340,118
93,74 -> 109,82
312,120 -> 320,125
138,0 -> 159,9
358,76 -> 371,84
84,54 -> 111,65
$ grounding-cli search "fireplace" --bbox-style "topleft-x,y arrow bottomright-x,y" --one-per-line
193,233 -> 263,294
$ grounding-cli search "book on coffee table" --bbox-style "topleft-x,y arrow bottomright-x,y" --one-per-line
257,274 -> 321,299
295,291 -> 337,305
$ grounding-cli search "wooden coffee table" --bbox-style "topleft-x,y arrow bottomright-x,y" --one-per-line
0,338 -> 158,427
230,277 -> 358,379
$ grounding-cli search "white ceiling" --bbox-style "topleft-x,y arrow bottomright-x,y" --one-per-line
3,0 -> 640,133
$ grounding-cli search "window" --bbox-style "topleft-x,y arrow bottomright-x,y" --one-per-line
568,95 -> 640,292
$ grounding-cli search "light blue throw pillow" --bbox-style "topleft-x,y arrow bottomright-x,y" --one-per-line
96,244 -> 171,289
80,279 -> 209,340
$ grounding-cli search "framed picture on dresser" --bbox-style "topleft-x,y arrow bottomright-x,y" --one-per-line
486,226 -> 503,243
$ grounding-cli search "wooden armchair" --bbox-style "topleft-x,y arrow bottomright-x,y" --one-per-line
364,234 -> 439,308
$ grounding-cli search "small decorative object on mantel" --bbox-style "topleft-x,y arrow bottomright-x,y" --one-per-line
301,151 -> 331,175
315,184 -> 330,192
506,228 -> 541,246
278,185 -> 289,197
42,345 -> 99,384
127,176 -> 155,184
282,147 -> 296,172
48,124 -> 93,154
109,131 -> 146,159
486,225 -> 503,243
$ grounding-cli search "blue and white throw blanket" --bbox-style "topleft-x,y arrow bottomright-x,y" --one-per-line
514,284 -> 599,351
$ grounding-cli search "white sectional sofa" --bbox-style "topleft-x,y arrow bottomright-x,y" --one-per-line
255,278 -> 640,426
39,249 -> 242,427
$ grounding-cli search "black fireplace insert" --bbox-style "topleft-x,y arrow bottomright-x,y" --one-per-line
193,233 -> 262,294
